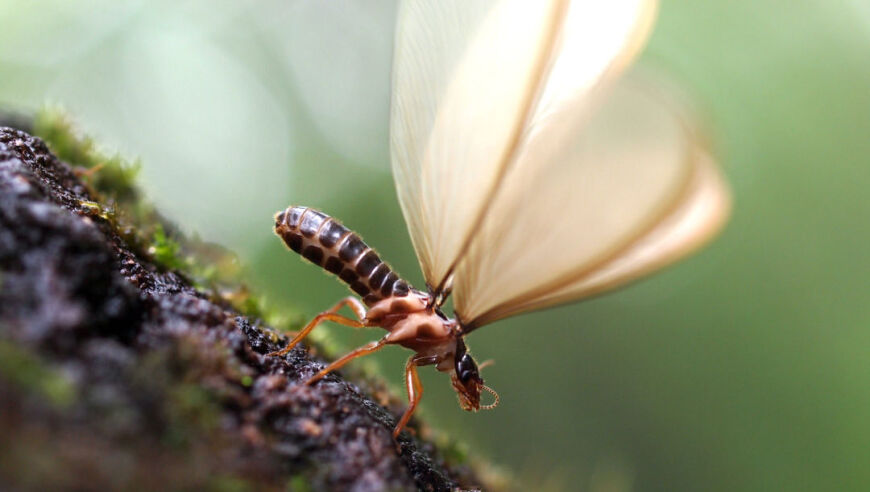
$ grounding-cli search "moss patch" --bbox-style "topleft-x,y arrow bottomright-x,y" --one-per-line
0,341 -> 75,408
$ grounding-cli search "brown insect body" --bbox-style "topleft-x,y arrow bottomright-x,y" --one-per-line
274,206 -> 411,306
272,206 -> 497,438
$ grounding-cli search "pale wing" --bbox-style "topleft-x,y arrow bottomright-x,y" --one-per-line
454,76 -> 730,328
390,0 -> 656,292
485,151 -> 730,324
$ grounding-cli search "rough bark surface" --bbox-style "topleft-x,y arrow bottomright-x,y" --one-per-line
0,127 -> 481,492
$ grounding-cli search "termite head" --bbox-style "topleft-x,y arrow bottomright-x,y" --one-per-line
450,337 -> 498,412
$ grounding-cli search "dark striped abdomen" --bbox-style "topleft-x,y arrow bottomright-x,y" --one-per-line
274,206 -> 411,306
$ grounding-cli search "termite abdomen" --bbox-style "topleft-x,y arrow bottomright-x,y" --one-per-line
274,206 -> 411,305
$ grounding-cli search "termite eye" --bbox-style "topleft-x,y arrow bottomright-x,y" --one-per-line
456,353 -> 479,384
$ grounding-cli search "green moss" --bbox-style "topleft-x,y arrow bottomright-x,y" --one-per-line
439,438 -> 470,465
33,108 -> 159,267
32,108 -> 96,167
31,108 -> 297,325
0,340 -> 75,408
34,107 -> 141,204
132,346 -> 226,450
32,110 -> 309,343
208,476 -> 255,492
286,475 -> 312,492
149,224 -> 186,271
164,382 -> 222,448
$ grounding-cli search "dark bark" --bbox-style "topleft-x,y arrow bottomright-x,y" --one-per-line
0,127 -> 484,492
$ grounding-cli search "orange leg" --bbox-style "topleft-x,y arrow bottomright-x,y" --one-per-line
305,336 -> 388,385
267,297 -> 367,357
393,356 -> 425,439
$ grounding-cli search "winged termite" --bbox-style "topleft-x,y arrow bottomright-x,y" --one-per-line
269,0 -> 730,439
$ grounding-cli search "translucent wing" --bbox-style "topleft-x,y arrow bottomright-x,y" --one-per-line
454,76 -> 731,328
390,0 -> 656,293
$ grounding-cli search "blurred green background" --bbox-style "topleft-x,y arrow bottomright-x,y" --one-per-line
2,1 -> 869,490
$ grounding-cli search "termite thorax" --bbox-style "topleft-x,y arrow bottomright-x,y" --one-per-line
365,293 -> 458,359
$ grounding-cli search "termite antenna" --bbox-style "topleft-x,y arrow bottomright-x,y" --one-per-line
478,359 -> 495,371
480,384 -> 499,410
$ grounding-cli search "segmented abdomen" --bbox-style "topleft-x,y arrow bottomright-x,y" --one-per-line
274,206 -> 411,306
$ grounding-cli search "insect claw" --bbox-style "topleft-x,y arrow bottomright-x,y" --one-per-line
266,346 -> 293,358
304,374 -> 323,386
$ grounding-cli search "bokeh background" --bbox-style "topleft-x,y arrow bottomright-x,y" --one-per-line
2,1 -> 869,490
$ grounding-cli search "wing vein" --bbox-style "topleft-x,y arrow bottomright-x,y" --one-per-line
432,0 -> 571,297
464,141 -> 699,330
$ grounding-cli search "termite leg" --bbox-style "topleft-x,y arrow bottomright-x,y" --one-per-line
305,336 -> 389,385
393,355 -> 433,439
267,297 -> 368,357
